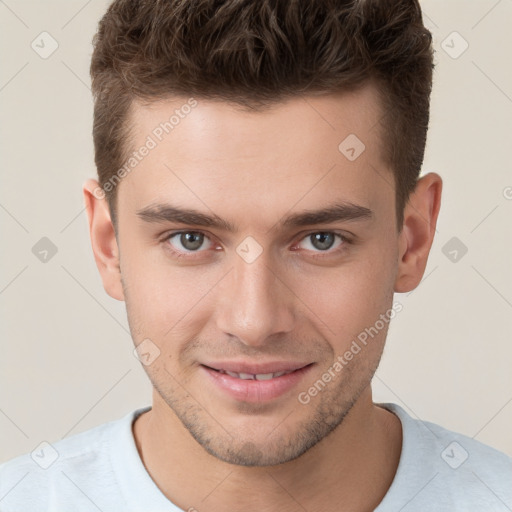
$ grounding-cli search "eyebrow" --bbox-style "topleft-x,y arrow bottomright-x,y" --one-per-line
136,201 -> 374,233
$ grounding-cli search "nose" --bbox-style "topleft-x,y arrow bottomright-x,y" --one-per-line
214,247 -> 296,347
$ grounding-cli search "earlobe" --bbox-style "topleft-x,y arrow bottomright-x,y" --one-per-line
82,179 -> 125,301
394,172 -> 443,293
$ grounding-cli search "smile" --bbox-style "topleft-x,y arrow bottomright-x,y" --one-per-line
200,363 -> 314,403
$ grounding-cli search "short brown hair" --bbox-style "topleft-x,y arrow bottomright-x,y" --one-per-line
90,0 -> 433,229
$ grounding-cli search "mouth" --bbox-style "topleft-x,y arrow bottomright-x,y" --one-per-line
206,368 -> 297,380
199,362 -> 314,403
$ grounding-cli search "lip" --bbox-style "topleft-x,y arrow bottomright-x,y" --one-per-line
200,362 -> 314,403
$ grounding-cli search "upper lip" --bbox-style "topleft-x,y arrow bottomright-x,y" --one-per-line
202,361 -> 312,375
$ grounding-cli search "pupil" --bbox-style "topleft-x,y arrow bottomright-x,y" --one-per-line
312,232 -> 334,250
182,232 -> 203,250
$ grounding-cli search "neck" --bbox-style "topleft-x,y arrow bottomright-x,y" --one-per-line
133,386 -> 402,512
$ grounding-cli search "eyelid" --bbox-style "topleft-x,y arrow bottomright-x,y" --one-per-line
161,229 -> 352,257
291,230 -> 351,256
162,230 -> 216,254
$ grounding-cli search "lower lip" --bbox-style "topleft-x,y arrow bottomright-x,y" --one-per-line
200,364 -> 313,403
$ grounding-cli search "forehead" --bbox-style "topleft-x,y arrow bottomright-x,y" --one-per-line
118,84 -> 391,227
128,83 -> 383,158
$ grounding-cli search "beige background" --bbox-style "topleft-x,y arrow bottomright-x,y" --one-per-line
1,0 -> 511,464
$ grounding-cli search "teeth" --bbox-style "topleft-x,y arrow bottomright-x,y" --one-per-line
222,370 -> 294,380
255,373 -> 274,381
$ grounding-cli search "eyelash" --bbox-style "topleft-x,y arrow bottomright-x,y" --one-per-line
161,230 -> 352,260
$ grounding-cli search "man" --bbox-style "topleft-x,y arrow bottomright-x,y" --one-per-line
1,0 -> 511,510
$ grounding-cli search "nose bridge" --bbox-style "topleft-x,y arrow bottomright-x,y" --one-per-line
215,246 -> 295,346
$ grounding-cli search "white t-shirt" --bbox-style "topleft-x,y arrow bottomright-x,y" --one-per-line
1,403 -> 511,511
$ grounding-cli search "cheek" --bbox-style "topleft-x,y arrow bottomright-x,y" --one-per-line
290,240 -> 397,343
121,240 -> 221,341
121,226 -> 398,349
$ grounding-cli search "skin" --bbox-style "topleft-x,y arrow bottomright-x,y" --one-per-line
83,83 -> 442,511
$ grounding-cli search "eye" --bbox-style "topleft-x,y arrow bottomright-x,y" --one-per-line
295,232 -> 348,254
162,230 -> 351,260
165,231 -> 214,253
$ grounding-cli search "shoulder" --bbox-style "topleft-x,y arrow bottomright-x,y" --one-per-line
377,402 -> 512,511
0,408 -> 142,511
390,402 -> 512,472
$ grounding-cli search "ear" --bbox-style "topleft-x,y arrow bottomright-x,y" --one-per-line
82,179 -> 125,301
394,172 -> 443,293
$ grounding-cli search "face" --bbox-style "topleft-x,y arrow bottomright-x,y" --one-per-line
114,85 -> 401,466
